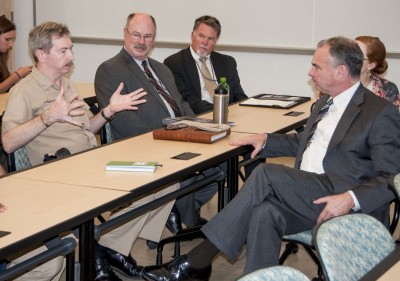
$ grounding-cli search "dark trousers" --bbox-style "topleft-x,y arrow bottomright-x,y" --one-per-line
202,163 -> 333,274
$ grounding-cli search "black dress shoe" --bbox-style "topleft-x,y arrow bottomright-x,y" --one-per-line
142,255 -> 211,281
166,205 -> 183,235
94,256 -> 122,281
106,247 -> 143,279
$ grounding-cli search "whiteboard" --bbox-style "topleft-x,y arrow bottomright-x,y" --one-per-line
35,0 -> 400,51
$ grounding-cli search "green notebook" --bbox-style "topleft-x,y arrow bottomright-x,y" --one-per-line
105,161 -> 159,172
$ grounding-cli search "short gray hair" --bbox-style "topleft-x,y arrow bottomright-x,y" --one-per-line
28,22 -> 70,62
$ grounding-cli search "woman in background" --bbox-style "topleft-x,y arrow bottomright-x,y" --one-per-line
0,15 -> 32,173
0,15 -> 32,93
355,36 -> 400,108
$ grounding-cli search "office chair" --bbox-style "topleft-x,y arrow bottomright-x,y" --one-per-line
279,230 -> 322,278
390,173 -> 400,243
7,146 -> 32,172
238,266 -> 310,281
314,213 -> 396,281
279,197 -> 400,281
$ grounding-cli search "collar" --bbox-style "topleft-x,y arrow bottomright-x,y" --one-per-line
190,46 -> 210,62
31,66 -> 69,91
331,81 -> 360,112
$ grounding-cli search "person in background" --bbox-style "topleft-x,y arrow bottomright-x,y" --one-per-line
0,15 -> 32,93
95,13 -> 221,232
355,36 -> 399,108
141,36 -> 400,281
1,21 -> 150,281
0,15 -> 33,172
164,15 -> 247,115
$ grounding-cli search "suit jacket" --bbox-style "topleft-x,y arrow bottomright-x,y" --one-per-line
164,47 -> 248,114
95,48 -> 194,140
261,85 -> 400,216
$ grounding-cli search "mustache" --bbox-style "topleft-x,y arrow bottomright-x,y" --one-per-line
65,61 -> 74,67
135,43 -> 147,51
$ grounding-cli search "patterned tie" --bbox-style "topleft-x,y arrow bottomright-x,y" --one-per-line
199,57 -> 217,98
142,60 -> 181,117
305,99 -> 333,147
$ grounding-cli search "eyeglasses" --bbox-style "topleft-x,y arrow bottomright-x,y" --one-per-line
125,29 -> 154,42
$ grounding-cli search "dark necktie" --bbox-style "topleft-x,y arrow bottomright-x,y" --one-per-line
199,57 -> 216,98
305,99 -> 333,147
142,60 -> 181,117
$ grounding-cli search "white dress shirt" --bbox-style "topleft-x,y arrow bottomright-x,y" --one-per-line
300,82 -> 361,209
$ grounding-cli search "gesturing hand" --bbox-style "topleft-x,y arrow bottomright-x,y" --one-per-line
108,82 -> 147,115
44,85 -> 86,127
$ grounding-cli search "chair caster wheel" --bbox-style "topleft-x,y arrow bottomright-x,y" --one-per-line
285,243 -> 299,254
146,240 -> 158,249
291,244 -> 299,254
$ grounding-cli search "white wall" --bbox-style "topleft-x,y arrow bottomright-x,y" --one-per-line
12,0 -> 400,98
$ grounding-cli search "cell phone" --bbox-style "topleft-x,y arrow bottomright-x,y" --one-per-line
171,152 -> 201,160
284,111 -> 304,117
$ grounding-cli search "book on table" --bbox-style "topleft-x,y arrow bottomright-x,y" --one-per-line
105,161 -> 159,172
153,120 -> 231,144
239,94 -> 311,109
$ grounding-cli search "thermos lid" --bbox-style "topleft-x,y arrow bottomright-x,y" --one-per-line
214,84 -> 228,95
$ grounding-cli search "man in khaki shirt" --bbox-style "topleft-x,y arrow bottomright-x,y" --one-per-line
1,22 -> 153,281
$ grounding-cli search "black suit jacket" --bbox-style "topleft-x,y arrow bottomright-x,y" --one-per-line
95,48 -> 194,140
164,47 -> 247,114
262,85 -> 400,218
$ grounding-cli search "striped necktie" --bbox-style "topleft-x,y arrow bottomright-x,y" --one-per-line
142,60 -> 181,117
305,99 -> 333,147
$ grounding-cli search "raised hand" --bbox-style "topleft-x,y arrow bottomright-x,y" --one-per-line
107,82 -> 147,115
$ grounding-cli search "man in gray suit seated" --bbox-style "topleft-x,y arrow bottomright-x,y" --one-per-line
95,13 -> 221,241
141,36 -> 400,281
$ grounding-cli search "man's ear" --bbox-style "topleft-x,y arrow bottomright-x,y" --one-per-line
336,64 -> 348,81
35,49 -> 46,63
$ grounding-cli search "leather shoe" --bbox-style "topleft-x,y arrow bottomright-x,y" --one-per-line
141,254 -> 211,281
106,247 -> 143,279
94,256 -> 122,281
166,205 -> 183,235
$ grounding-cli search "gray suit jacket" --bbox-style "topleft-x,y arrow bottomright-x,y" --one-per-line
95,48 -> 194,140
261,85 -> 400,215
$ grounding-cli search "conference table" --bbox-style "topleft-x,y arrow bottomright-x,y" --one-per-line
202,100 -> 313,134
1,98 -> 313,280
0,93 -> 7,115
0,177 -> 132,280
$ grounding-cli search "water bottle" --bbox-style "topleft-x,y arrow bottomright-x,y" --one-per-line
213,77 -> 229,124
